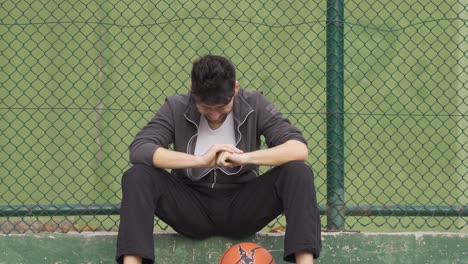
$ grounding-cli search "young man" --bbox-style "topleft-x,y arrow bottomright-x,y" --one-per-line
116,55 -> 321,264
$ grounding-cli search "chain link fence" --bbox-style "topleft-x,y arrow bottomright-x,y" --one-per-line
0,0 -> 466,234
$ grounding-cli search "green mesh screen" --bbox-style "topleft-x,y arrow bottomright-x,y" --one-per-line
0,0 -> 466,233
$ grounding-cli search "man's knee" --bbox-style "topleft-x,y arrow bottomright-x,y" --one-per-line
281,160 -> 310,170
280,161 -> 313,175
121,164 -> 160,189
276,161 -> 315,185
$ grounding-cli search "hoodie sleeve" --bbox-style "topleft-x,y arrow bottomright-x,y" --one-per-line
256,93 -> 307,148
129,98 -> 174,166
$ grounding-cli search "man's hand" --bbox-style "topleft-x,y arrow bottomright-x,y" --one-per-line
214,140 -> 308,168
216,151 -> 247,167
200,144 -> 243,167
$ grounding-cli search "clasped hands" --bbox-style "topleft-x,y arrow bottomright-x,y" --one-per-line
200,144 -> 246,168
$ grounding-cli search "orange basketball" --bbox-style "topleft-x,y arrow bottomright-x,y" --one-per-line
218,242 -> 276,264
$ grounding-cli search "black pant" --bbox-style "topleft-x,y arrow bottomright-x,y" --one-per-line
116,161 -> 321,263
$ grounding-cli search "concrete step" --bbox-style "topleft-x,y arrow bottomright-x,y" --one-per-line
0,232 -> 466,263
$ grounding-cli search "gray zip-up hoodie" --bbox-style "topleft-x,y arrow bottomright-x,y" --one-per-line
129,88 -> 306,188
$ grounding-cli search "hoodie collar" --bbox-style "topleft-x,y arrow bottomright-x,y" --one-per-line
184,94 -> 201,124
232,89 -> 254,125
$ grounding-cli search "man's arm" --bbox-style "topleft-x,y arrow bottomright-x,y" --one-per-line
153,144 -> 244,169
217,139 -> 308,167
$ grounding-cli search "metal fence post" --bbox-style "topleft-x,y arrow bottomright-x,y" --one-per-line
326,0 -> 345,230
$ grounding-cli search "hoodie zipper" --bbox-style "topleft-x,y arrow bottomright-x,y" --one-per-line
211,108 -> 253,187
184,113 -> 199,179
211,169 -> 217,189
235,109 -> 253,146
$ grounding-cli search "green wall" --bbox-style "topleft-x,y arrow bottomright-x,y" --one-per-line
0,233 -> 467,263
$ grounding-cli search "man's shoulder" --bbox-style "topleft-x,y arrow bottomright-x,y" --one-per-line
239,89 -> 276,109
159,93 -> 191,115
165,92 -> 190,104
238,88 -> 265,101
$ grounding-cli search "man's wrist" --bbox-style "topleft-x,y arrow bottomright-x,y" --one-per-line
193,155 -> 206,168
241,152 -> 252,165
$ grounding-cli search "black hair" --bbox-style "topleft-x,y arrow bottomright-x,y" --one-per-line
191,55 -> 236,105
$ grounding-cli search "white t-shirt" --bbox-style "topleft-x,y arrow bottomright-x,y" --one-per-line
194,112 -> 236,156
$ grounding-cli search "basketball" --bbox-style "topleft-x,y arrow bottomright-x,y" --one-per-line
218,242 -> 276,264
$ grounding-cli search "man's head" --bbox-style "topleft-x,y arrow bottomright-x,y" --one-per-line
191,55 -> 239,127
191,55 -> 238,105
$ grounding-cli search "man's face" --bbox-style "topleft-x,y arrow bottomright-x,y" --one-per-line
195,98 -> 234,128
192,81 -> 239,128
